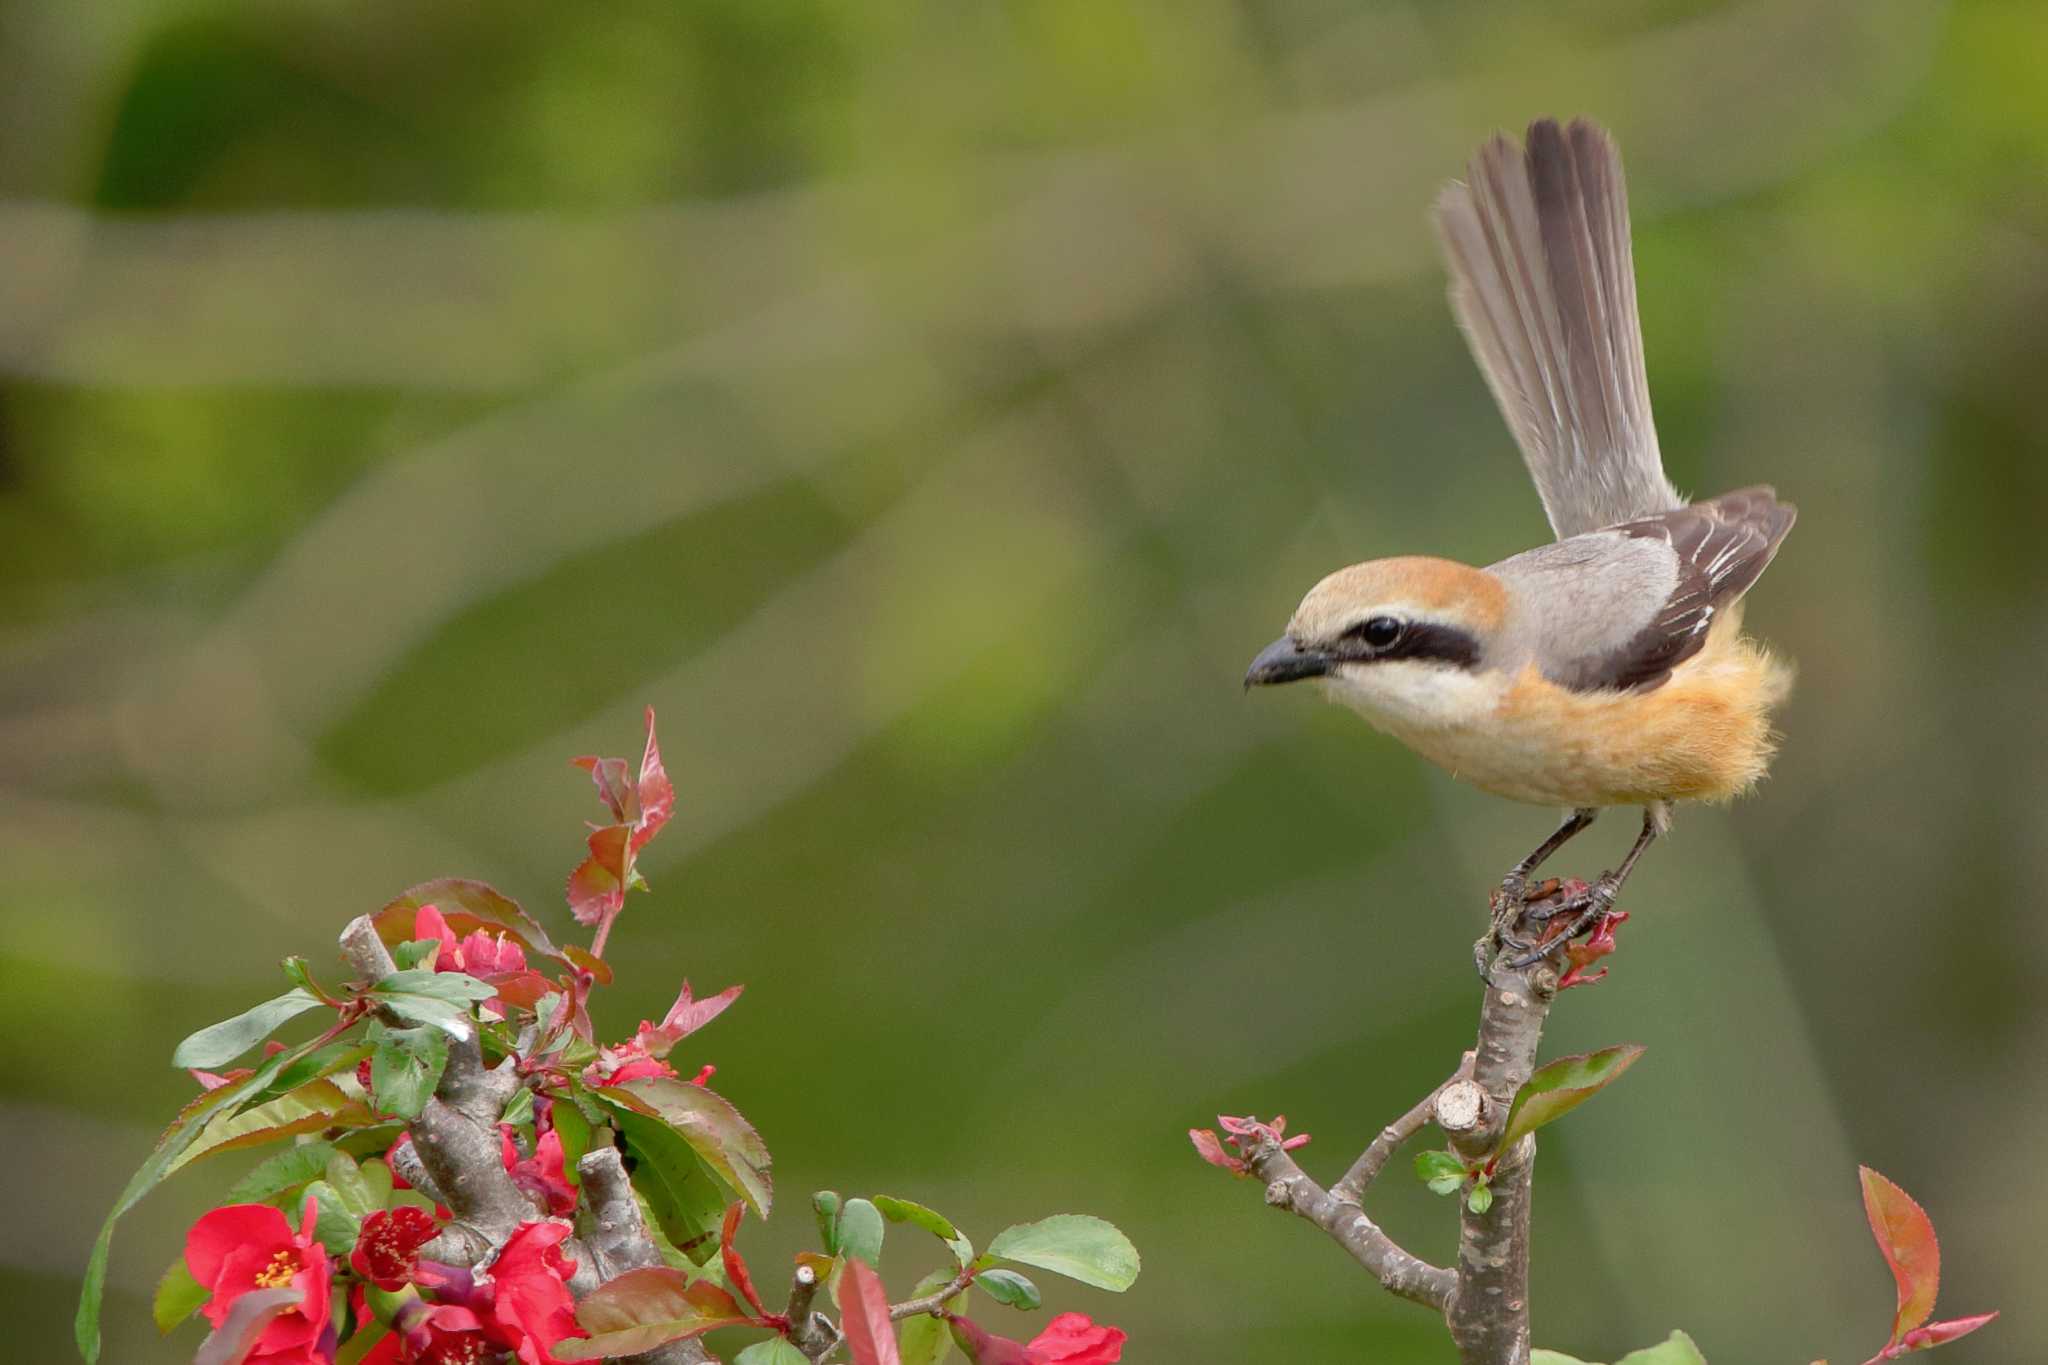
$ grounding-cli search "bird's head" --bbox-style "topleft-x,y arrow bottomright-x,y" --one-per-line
1245,556 -> 1505,726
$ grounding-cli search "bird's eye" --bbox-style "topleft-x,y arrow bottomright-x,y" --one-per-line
1349,616 -> 1404,648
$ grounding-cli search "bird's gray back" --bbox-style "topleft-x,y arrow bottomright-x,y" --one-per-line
1486,486 -> 1797,693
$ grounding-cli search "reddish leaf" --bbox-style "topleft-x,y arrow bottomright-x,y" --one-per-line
557,1266 -> 749,1360
1899,1312 -> 1998,1350
1861,1166 -> 1940,1343
838,1258 -> 901,1365
568,825 -> 631,927
720,1202 -> 768,1318
632,707 -> 675,855
1188,1129 -> 1247,1175
573,755 -> 637,825
559,944 -> 614,987
375,879 -> 560,958
636,981 -> 744,1060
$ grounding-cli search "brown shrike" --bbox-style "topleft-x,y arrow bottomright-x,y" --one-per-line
1245,118 -> 1795,962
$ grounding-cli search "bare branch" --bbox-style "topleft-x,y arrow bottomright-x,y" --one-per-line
888,1266 -> 976,1322
1243,1131 -> 1455,1311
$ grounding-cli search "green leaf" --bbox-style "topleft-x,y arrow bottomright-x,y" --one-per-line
226,1141 -> 339,1203
1467,1184 -> 1493,1215
322,1152 -> 381,1216
598,1099 -> 731,1265
1533,1332 -> 1708,1365
303,1179 -> 363,1253
553,1100 -> 591,1184
985,1215 -> 1140,1292
554,1266 -> 750,1359
369,1021 -> 450,1122
367,970 -> 496,1041
499,1087 -> 535,1129
259,1042 -> 373,1104
735,1340 -> 812,1365
76,1030 -> 333,1362
280,957 -> 337,1004
393,939 -> 441,971
813,1191 -> 843,1252
973,1268 -> 1040,1310
1615,1333 -> 1708,1365
166,1079 -> 369,1179
875,1196 -> 974,1267
1415,1150 -> 1467,1196
171,989 -> 326,1069
897,1268 -> 967,1365
1497,1044 -> 1646,1156
152,1257 -> 207,1335
836,1198 -> 886,1269
603,1077 -> 772,1217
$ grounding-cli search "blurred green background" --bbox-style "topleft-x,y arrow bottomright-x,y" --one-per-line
2,0 -> 2041,1360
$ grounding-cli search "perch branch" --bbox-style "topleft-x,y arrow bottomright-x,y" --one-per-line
1441,921 -> 1562,1365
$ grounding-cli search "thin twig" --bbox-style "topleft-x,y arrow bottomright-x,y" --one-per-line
1243,1133 -> 1455,1310
888,1266 -> 976,1322
1331,1054 -> 1475,1206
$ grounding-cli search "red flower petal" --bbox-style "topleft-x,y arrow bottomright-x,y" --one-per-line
1028,1312 -> 1127,1364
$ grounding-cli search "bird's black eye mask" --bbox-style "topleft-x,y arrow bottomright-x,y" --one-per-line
1330,618 -> 1481,668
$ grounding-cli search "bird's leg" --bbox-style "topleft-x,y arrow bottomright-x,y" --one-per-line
1507,807 -> 1661,969
1498,807 -> 1598,906
1488,808 -> 1598,956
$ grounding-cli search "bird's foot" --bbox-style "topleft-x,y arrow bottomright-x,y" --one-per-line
1480,874 -> 1564,978
1506,874 -> 1620,970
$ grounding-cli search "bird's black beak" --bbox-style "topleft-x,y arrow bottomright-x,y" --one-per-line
1244,635 -> 1332,689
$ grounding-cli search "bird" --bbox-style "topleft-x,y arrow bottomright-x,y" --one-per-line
1244,117 -> 1795,964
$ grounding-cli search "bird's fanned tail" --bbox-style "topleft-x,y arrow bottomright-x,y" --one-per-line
1435,117 -> 1681,540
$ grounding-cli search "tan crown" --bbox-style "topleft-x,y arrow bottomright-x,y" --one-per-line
1287,556 -> 1507,645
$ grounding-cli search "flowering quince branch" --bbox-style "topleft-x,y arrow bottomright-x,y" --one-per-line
79,707 -> 1139,1365
1190,867 -> 2004,1365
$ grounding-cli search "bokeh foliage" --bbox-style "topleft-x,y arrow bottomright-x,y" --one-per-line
1,1 -> 2041,1360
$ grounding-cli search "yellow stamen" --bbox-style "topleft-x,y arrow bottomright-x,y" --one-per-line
253,1248 -> 300,1289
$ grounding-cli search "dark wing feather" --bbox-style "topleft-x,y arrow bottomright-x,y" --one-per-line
1555,486 -> 1796,693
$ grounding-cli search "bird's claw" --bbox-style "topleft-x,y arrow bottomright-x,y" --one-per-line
1505,874 -> 1620,970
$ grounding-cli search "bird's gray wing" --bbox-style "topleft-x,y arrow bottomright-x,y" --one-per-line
1491,487 -> 1797,693
1435,118 -> 1681,540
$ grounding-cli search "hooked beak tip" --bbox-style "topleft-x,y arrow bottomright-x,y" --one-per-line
1245,635 -> 1332,688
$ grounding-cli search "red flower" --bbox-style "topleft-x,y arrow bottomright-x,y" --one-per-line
479,1221 -> 586,1365
499,1126 -> 577,1217
360,1302 -> 494,1364
184,1198 -> 333,1363
946,1312 -> 1126,1365
413,904 -> 529,978
350,1206 -> 441,1291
